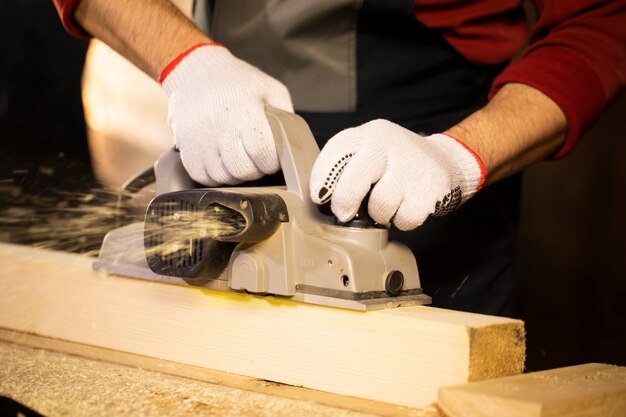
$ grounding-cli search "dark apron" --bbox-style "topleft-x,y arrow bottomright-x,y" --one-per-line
195,0 -> 521,316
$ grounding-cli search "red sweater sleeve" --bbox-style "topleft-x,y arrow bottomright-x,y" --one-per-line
52,0 -> 89,38
489,0 -> 626,158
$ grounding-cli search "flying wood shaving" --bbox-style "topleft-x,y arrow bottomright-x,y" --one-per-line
0,184 -> 140,255
144,205 -> 246,258
0,182 -> 246,260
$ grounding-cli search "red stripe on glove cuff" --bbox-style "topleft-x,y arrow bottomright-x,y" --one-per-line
441,133 -> 487,191
158,42 -> 223,84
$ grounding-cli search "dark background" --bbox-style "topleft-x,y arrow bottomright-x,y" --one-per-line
515,95 -> 626,370
1,0 -> 96,194
1,1 -> 625,371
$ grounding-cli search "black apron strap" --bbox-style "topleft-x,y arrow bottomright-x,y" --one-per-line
300,0 -> 505,140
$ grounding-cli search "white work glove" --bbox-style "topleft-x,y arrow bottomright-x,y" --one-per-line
160,43 -> 294,185
309,120 -> 486,231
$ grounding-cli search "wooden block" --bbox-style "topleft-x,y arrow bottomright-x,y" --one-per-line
0,243 -> 525,408
438,363 -> 626,417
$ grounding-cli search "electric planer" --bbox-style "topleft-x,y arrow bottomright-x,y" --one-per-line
94,107 -> 431,310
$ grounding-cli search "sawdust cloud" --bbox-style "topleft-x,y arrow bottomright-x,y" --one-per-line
145,203 -> 246,258
0,180 -> 246,260
0,181 -> 137,255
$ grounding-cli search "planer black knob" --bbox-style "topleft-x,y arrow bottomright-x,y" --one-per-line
334,192 -> 378,229
385,270 -> 404,296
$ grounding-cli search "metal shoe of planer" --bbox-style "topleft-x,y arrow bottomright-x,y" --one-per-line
94,107 -> 431,310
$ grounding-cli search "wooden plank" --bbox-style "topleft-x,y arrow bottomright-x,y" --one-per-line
0,243 -> 525,408
438,363 -> 626,417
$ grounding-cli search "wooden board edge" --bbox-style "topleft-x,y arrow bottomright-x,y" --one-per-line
468,322 -> 526,381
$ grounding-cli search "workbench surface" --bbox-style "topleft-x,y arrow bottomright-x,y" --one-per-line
0,341 -> 441,417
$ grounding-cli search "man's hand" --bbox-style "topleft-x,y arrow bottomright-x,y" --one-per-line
161,44 -> 293,185
74,0 -> 293,185
310,83 -> 567,230
309,120 -> 485,230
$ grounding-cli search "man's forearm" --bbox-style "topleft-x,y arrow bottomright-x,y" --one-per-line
75,0 -> 210,79
446,83 -> 567,185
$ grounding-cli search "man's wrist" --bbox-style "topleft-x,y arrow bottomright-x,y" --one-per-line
438,132 -> 487,192
444,83 -> 566,186
158,42 -> 224,84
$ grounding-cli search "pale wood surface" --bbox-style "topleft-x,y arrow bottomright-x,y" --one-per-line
1,340 -> 445,417
0,329 -> 429,417
438,363 -> 626,417
0,243 -> 525,408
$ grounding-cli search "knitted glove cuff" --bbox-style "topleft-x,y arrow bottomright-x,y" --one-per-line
428,133 -> 487,201
158,42 -> 225,86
